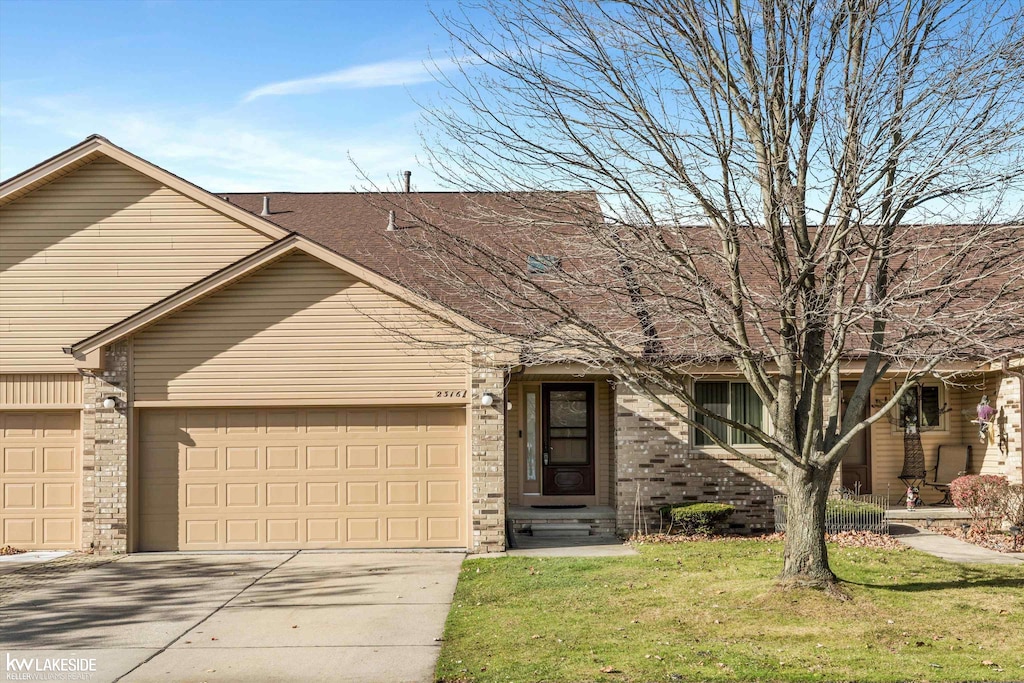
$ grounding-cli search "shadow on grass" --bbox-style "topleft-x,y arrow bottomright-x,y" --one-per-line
846,567 -> 1023,593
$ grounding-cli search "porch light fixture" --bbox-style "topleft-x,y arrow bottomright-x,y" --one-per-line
102,396 -> 117,409
480,392 -> 495,407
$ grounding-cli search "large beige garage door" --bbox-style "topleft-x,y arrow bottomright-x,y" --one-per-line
139,407 -> 467,551
0,411 -> 80,549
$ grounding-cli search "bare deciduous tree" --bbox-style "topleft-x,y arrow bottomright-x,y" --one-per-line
375,0 -> 1024,588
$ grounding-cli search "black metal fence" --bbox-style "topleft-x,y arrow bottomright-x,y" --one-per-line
773,493 -> 890,534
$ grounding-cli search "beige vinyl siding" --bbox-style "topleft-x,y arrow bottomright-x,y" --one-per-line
133,252 -> 469,404
869,382 -> 965,501
0,374 -> 82,407
0,158 -> 270,372
961,373 -> 1020,480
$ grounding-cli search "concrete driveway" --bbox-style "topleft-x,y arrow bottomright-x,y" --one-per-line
0,551 -> 464,682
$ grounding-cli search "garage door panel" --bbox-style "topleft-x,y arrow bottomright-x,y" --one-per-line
42,518 -> 76,544
4,448 -> 36,475
267,446 -> 299,470
226,447 -> 259,470
307,518 -> 340,543
4,483 -> 35,508
3,413 -> 37,437
306,446 -> 340,470
346,445 -> 379,469
4,518 -> 36,545
387,517 -> 420,542
43,447 -> 76,473
426,517 -> 462,542
226,518 -> 259,544
267,518 -> 299,543
42,412 -> 78,436
226,482 -> 260,507
139,407 -> 466,550
0,411 -> 80,550
185,519 -> 219,545
42,482 -> 75,508
226,411 -> 259,433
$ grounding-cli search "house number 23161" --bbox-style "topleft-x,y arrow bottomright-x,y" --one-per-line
435,390 -> 468,398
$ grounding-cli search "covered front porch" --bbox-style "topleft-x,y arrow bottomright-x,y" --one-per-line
840,369 -> 1022,506
502,367 -> 618,537
496,363 -> 1021,544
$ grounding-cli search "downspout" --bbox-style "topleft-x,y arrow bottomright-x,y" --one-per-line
1001,358 -> 1024,482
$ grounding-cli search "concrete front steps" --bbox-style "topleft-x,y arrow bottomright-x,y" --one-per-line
508,505 -> 617,538
885,506 -> 979,531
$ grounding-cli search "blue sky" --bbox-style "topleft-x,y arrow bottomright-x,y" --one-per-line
0,0 -> 474,190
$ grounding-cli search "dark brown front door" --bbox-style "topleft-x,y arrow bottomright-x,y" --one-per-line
542,383 -> 595,495
840,382 -> 872,493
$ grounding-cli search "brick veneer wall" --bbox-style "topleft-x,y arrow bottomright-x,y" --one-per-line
1001,374 -> 1023,484
80,340 -> 130,553
470,353 -> 506,553
614,384 -> 784,535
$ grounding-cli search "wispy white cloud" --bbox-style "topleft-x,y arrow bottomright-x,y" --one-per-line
1,96 -> 434,191
242,56 -> 460,103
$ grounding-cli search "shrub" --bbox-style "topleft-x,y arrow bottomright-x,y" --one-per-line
950,475 -> 1009,531
1003,483 -> 1024,529
660,503 -> 735,535
825,499 -> 885,516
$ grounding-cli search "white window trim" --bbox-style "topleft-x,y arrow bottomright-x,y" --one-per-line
890,380 -> 948,434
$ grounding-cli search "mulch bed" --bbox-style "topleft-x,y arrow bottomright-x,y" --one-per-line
631,530 -> 906,550
935,527 -> 1024,553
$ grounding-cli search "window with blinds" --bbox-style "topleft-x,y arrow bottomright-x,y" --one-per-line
694,381 -> 765,446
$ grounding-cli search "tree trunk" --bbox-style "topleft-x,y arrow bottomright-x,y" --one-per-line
779,466 -> 837,587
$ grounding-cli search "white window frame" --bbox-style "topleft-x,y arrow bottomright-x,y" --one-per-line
891,380 -> 947,433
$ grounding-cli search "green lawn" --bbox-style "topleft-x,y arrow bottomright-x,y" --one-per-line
436,540 -> 1024,682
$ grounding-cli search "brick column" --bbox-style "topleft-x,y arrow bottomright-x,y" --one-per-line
80,341 -> 130,553
470,353 -> 505,553
997,374 -> 1022,484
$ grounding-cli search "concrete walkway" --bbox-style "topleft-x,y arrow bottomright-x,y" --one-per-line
891,525 -> 1024,565
0,551 -> 463,682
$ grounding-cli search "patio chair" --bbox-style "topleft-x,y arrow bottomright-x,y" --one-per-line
925,445 -> 971,505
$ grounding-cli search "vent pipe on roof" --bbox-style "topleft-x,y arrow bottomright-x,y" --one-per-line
387,210 -> 396,231
402,170 -> 412,193
261,196 -> 270,216
222,195 -> 230,203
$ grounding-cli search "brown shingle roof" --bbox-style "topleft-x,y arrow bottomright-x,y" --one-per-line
221,191 -> 637,339
220,192 -> 1024,363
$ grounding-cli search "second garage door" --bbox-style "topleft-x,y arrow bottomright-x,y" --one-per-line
0,411 -> 80,550
138,407 -> 466,551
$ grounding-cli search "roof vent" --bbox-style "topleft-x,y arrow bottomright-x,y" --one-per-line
261,196 -> 270,216
402,170 -> 412,193
387,210 -> 396,231
222,195 -> 230,203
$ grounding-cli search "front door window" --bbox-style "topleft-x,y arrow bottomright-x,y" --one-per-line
542,384 -> 595,495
